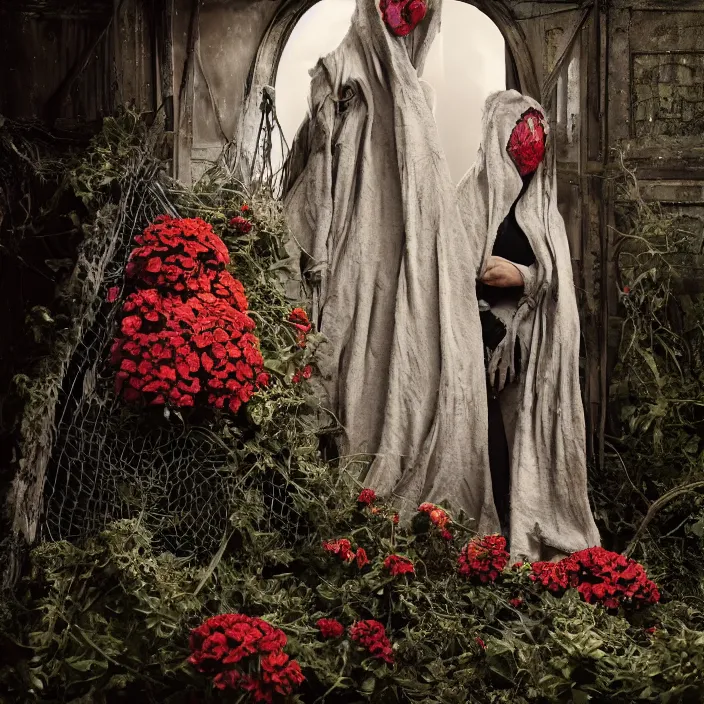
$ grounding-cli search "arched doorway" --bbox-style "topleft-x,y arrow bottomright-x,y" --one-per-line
273,0 -> 506,183
235,0 -> 538,185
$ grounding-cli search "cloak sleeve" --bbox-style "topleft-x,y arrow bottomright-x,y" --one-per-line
514,262 -> 537,298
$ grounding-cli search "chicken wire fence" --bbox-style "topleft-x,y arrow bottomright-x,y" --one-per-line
40,122 -> 310,559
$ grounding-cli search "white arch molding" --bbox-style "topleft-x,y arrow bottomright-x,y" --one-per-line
233,0 -> 540,183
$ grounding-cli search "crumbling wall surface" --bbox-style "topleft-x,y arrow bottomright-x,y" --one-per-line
172,0 -> 279,184
605,0 -> 704,402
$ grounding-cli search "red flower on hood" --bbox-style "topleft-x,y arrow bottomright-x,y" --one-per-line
507,108 -> 546,177
380,0 -> 427,37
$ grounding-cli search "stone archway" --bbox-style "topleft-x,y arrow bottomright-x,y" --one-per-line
234,0 -> 539,183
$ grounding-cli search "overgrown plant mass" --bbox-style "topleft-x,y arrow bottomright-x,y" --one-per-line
1,113 -> 704,704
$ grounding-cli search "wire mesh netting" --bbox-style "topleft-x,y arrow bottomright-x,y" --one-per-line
44,404 -> 240,555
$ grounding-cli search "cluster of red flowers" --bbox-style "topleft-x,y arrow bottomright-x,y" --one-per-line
322,539 -> 369,568
418,503 -> 453,540
530,560 -> 570,593
288,308 -> 311,348
349,620 -> 394,664
507,108 -> 547,177
379,0 -> 427,37
357,488 -> 377,506
316,618 -> 345,639
383,554 -> 415,577
111,216 -> 268,412
531,547 -> 660,610
457,534 -> 510,583
125,216 -> 247,304
189,613 -> 304,703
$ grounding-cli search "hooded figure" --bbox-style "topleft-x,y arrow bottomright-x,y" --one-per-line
457,90 -> 601,561
282,0 -> 499,534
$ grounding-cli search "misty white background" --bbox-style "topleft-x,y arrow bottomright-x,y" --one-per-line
273,0 -> 505,183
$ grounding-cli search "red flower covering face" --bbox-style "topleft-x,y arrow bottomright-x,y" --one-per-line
379,0 -> 427,37
506,108 -> 546,177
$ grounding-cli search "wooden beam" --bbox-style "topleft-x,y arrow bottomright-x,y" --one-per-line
42,5 -> 121,124
159,0 -> 175,133
175,0 -> 200,185
541,2 -> 595,106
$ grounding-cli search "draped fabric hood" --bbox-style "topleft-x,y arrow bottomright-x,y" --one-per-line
458,90 -> 601,560
282,0 -> 499,534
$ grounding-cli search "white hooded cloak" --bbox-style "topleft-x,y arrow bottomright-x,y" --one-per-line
283,0 -> 499,534
457,90 -> 601,560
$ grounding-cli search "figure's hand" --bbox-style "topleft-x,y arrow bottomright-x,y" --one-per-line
480,256 -> 524,288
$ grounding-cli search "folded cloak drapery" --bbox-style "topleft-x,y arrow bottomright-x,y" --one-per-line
457,90 -> 601,560
282,0 -> 499,533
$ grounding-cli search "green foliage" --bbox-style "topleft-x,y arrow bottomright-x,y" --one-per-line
598,155 -> 704,599
4,507 -> 704,704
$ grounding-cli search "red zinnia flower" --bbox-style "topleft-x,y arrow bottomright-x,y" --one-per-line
383,554 -> 415,577
349,620 -> 394,664
316,618 -> 345,639
457,534 -> 509,583
356,548 -> 370,569
357,488 -> 377,505
417,502 -> 453,539
322,538 -> 355,563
